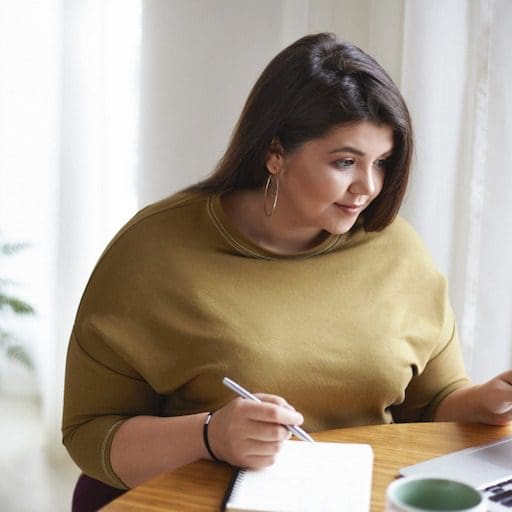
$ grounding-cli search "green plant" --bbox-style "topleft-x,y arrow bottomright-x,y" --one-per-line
0,239 -> 34,369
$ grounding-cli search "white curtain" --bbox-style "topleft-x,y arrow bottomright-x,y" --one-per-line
52,0 -> 141,453
1,0 -> 510,457
399,0 -> 512,382
0,0 -> 140,459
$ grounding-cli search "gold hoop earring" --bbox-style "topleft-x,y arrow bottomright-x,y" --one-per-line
264,173 -> 279,217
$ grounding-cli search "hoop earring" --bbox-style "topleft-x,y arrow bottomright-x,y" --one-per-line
264,173 -> 279,217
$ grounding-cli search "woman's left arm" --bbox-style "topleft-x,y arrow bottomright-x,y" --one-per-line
434,370 -> 512,425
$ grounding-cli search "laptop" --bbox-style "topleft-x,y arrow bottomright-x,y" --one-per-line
400,436 -> 512,511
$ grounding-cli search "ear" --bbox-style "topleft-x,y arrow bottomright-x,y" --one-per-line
265,137 -> 284,175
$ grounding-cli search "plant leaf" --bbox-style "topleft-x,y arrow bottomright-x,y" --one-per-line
0,242 -> 29,255
0,295 -> 35,314
5,344 -> 33,369
0,328 -> 9,347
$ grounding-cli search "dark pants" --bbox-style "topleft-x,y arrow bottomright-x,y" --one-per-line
72,473 -> 126,512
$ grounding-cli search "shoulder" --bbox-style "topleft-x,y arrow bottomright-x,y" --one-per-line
383,216 -> 441,276
95,189 -> 210,260
350,215 -> 433,262
82,190 -> 211,292
345,215 -> 443,285
379,217 -> 448,298
381,216 -> 430,255
74,190 -> 212,327
133,189 -> 206,220
112,190 -> 207,243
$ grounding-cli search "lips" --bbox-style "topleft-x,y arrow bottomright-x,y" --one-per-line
335,203 -> 365,215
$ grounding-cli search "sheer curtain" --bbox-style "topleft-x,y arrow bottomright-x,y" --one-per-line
52,0 -> 141,453
1,0 -> 510,458
399,0 -> 512,382
0,0 -> 140,459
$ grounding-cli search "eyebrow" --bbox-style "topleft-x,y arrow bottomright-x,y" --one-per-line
328,145 -> 392,157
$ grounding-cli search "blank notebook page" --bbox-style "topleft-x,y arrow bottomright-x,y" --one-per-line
223,440 -> 373,512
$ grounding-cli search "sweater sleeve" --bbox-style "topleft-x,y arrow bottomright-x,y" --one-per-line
391,314 -> 471,423
61,196 -> 204,488
62,329 -> 162,489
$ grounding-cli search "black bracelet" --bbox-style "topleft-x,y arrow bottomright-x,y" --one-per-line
203,411 -> 222,462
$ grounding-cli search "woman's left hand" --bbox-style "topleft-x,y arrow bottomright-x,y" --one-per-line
476,370 -> 512,424
435,370 -> 512,425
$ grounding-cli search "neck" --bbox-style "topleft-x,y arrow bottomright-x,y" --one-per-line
221,189 -> 327,254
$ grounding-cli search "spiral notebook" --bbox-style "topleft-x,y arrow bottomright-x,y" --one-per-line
221,440 -> 373,512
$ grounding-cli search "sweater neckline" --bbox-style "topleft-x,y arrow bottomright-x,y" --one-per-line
207,193 -> 347,260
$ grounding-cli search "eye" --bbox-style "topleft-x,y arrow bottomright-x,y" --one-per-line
333,158 -> 355,169
374,158 -> 389,169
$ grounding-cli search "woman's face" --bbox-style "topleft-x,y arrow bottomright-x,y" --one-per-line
269,121 -> 394,236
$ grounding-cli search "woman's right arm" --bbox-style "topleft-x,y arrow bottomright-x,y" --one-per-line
110,395 -> 303,488
63,331 -> 303,489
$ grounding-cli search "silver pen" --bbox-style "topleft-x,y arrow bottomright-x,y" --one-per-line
222,377 -> 315,443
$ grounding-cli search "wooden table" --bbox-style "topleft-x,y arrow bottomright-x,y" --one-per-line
102,422 -> 512,511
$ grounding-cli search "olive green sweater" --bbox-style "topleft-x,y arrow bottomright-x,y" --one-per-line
62,191 -> 469,488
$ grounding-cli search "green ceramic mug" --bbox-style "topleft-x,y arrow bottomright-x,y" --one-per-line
386,476 -> 485,512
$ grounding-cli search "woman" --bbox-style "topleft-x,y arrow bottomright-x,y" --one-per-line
62,33 -> 512,503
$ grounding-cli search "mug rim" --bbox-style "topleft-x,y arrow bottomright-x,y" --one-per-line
386,475 -> 485,512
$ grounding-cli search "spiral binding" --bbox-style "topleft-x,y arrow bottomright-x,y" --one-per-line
221,467 -> 247,510
229,468 -> 247,499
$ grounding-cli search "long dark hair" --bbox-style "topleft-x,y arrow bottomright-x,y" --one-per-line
190,33 -> 413,231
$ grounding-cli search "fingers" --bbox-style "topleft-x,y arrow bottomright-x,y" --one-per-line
497,370 -> 512,386
246,398 -> 304,426
248,421 -> 292,442
489,374 -> 512,413
240,438 -> 286,457
244,452 -> 283,469
227,438 -> 288,469
495,409 -> 512,425
254,393 -> 296,410
478,373 -> 512,423
491,395 -> 512,416
205,395 -> 305,468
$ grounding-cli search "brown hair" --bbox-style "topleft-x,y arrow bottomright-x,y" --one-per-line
190,33 -> 413,231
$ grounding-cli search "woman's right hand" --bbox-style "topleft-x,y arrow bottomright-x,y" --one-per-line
205,394 -> 304,468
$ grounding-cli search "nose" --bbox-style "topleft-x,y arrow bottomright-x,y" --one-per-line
349,166 -> 377,196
